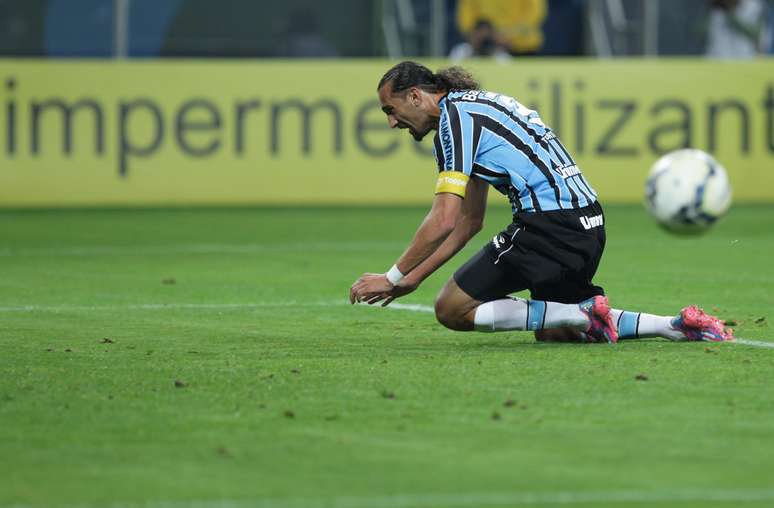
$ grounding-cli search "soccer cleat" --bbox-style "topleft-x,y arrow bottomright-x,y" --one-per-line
579,295 -> 618,344
670,305 -> 735,342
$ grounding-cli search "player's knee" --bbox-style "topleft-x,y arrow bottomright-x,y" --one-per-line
434,298 -> 468,331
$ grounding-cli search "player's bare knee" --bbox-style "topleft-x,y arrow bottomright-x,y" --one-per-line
434,297 -> 465,331
433,298 -> 453,328
436,311 -> 467,331
434,278 -> 479,331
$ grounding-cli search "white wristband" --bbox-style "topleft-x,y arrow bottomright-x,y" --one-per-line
385,264 -> 404,285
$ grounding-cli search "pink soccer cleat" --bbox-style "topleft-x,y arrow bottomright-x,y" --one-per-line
671,306 -> 735,342
579,295 -> 619,344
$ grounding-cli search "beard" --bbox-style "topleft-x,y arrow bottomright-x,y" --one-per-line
397,120 -> 431,142
409,126 -> 430,141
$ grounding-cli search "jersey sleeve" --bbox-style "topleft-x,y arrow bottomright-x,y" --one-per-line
434,100 -> 474,198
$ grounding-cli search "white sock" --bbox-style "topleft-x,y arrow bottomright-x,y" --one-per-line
610,309 -> 683,340
474,298 -> 588,333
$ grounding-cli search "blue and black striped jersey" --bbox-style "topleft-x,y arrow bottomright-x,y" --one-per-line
433,90 -> 598,213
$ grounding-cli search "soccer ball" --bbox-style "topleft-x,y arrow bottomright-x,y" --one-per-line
644,149 -> 732,234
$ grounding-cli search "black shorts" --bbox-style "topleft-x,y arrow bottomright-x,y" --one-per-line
454,202 -> 606,304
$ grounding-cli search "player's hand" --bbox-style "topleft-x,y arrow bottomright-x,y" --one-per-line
361,278 -> 418,307
378,279 -> 418,307
349,273 -> 394,304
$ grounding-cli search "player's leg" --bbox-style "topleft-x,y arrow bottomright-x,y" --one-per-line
537,307 -> 734,343
530,278 -> 735,343
528,275 -> 617,343
432,277 -> 481,331
432,234 -> 520,331
434,277 -> 614,337
535,315 -> 671,343
610,307 -> 734,342
433,248 -> 614,339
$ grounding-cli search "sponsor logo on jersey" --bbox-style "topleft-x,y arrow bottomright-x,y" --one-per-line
440,129 -> 453,167
558,165 -> 582,178
580,214 -> 604,230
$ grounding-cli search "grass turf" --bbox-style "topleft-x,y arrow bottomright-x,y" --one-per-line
0,204 -> 773,508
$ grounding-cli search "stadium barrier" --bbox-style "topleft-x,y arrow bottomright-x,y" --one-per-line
1,59 -> 773,207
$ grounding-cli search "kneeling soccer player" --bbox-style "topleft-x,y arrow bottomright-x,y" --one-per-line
349,61 -> 733,344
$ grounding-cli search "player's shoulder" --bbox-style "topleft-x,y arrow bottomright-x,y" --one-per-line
446,89 -> 508,104
449,89 -> 547,131
445,90 -> 517,118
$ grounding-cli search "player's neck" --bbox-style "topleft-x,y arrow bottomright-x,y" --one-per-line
427,91 -> 447,125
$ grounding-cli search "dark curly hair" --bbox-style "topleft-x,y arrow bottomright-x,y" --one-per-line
377,61 -> 480,94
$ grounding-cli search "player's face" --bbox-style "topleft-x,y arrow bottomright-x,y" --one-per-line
378,83 -> 434,141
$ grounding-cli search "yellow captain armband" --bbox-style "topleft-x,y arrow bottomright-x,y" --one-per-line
434,171 -> 469,198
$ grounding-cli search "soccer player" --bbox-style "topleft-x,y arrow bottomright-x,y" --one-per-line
349,61 -> 733,344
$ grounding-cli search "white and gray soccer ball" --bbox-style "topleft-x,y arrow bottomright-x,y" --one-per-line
644,148 -> 732,234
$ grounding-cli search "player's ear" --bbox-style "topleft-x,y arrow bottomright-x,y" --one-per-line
408,87 -> 421,107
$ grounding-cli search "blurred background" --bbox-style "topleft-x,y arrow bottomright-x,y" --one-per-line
0,0 -> 772,208
1,0 -> 772,59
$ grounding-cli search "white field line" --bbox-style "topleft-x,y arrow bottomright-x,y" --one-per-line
385,302 -> 435,313
5,487 -> 774,508
0,299 -> 771,349
0,242 -> 403,257
735,338 -> 774,349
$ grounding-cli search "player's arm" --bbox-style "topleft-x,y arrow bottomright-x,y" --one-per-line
394,191 -> 463,274
400,175 -> 488,287
365,175 -> 487,306
350,101 -> 476,304
349,190 -> 463,304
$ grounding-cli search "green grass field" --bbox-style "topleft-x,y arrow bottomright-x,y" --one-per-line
1,204 -> 773,508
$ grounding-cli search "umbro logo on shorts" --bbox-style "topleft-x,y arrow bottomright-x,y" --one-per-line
580,214 -> 604,230
493,235 -> 505,248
